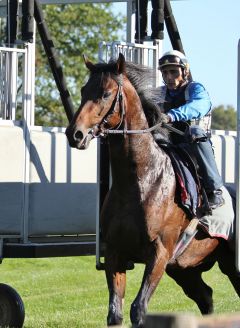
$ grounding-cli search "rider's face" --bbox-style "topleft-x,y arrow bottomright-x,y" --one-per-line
161,65 -> 184,90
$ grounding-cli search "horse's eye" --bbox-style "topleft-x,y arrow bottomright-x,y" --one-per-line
102,91 -> 111,100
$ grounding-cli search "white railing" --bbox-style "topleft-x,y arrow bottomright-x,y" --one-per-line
98,41 -> 162,87
0,44 -> 35,125
0,47 -> 26,120
211,130 -> 237,186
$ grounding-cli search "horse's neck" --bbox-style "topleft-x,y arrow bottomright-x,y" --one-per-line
109,86 -> 169,189
124,86 -> 149,131
124,86 -> 161,163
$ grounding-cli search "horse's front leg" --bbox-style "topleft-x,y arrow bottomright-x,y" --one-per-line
130,238 -> 169,327
105,248 -> 126,326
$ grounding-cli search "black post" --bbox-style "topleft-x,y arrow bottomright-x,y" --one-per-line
6,0 -> 19,44
164,0 -> 192,80
164,0 -> 184,53
34,0 -> 74,122
151,0 -> 164,40
22,0 -> 34,42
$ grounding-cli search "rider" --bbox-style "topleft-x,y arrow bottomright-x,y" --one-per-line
156,50 -> 224,210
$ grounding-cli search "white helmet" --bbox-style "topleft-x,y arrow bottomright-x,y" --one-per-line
158,50 -> 190,73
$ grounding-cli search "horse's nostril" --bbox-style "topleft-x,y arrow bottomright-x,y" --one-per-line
74,130 -> 83,141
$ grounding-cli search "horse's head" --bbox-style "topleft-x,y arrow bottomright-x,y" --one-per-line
66,53 -> 126,149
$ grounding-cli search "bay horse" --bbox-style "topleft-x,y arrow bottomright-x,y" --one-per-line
65,53 -> 239,327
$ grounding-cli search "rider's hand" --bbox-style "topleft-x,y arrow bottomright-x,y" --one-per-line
161,113 -> 171,124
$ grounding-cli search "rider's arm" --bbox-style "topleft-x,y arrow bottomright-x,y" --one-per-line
167,82 -> 212,122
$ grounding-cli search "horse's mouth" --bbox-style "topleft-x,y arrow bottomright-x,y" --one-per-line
76,133 -> 93,150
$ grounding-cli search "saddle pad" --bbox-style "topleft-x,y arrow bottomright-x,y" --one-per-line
198,186 -> 234,240
157,141 -> 200,217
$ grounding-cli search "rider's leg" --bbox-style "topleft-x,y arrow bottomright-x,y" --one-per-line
188,125 -> 224,209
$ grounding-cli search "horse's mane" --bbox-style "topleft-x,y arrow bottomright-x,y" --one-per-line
125,61 -> 169,140
92,59 -> 169,140
124,61 -> 163,129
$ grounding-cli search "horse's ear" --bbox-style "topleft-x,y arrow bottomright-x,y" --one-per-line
83,54 -> 95,72
117,53 -> 126,74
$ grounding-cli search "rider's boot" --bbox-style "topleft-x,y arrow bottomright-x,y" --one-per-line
207,189 -> 225,209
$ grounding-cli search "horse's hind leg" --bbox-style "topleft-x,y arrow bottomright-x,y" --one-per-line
105,249 -> 126,326
166,264 -> 214,314
217,244 -> 240,297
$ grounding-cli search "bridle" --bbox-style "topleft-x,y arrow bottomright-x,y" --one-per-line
89,74 -> 125,138
88,73 -> 185,138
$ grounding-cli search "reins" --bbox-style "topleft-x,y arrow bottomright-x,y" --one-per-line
103,121 -> 185,136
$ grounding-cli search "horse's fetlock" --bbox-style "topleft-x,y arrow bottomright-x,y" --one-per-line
109,303 -> 117,314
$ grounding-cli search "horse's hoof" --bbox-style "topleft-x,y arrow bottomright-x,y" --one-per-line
132,324 -> 144,328
107,314 -> 123,326
130,303 -> 145,328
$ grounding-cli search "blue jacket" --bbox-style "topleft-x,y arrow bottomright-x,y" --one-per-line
165,82 -> 212,122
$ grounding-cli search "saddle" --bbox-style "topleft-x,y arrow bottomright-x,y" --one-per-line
157,140 -> 212,218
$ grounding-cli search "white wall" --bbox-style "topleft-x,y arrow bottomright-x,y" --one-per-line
0,124 -> 236,237
0,124 -> 98,237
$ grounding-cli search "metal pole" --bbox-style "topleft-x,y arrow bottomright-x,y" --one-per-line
236,39 -> 240,271
6,0 -> 18,44
164,0 -> 184,52
34,0 -> 74,122
22,44 -> 31,243
6,0 -> 10,45
137,0 -> 140,43
127,0 -> 134,43
22,0 -> 34,42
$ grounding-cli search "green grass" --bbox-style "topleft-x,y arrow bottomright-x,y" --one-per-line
0,256 -> 239,327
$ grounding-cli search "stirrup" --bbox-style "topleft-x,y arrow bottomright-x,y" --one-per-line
171,218 -> 199,260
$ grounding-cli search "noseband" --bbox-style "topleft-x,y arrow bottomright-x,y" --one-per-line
89,74 -> 125,138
